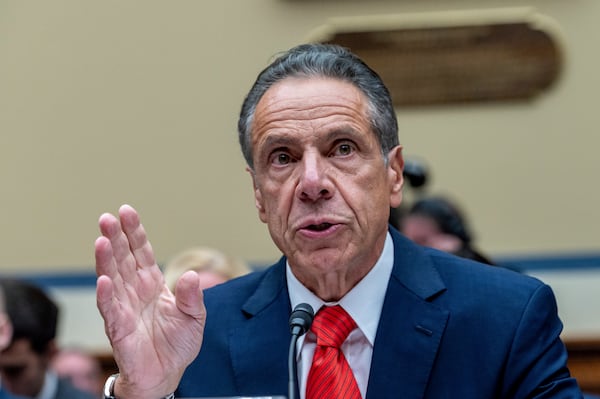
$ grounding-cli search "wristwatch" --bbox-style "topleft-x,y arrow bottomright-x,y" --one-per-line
103,373 -> 175,399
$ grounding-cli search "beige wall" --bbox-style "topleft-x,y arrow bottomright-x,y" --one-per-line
1,0 -> 599,272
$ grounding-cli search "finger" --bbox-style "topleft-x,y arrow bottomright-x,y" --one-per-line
175,271 -> 206,320
96,274 -> 119,342
96,274 -> 135,346
119,204 -> 157,270
96,274 -> 114,319
98,211 -> 138,283
95,236 -> 118,280
95,236 -> 131,321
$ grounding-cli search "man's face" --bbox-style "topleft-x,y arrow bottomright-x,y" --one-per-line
401,214 -> 442,246
0,338 -> 48,397
402,215 -> 463,253
51,351 -> 101,395
0,312 -> 11,351
249,77 -> 403,298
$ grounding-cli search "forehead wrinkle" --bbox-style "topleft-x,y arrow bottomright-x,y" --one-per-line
256,77 -> 367,120
254,100 -> 369,138
251,77 -> 373,156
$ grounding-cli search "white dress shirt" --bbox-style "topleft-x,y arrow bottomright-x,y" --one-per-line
287,232 -> 394,399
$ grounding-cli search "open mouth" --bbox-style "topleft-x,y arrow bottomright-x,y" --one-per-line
306,222 -> 333,231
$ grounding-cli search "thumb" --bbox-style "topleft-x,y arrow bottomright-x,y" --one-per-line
175,270 -> 206,319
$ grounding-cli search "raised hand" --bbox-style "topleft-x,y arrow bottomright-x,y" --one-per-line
95,204 -> 205,399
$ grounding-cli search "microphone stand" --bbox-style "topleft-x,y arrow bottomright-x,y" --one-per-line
288,329 -> 301,399
288,303 -> 314,399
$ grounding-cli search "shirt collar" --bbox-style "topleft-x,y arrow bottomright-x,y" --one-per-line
287,231 -> 394,345
36,371 -> 58,399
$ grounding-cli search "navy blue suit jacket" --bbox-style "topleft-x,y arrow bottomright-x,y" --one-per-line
177,228 -> 582,398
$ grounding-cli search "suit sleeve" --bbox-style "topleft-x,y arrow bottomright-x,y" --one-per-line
503,283 -> 583,398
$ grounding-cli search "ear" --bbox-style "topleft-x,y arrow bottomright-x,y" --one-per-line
47,339 -> 58,357
40,339 -> 59,367
387,145 -> 405,208
246,167 -> 267,223
0,313 -> 13,351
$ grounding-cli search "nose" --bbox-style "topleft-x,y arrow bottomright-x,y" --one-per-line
297,152 -> 333,201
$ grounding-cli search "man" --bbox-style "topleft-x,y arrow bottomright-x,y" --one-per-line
0,279 -> 96,399
0,286 -> 24,399
95,43 -> 583,398
399,195 -> 495,265
51,347 -> 103,396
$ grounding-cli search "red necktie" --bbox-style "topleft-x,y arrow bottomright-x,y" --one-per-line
306,305 -> 362,399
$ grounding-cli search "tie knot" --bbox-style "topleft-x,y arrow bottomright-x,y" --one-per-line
311,305 -> 357,348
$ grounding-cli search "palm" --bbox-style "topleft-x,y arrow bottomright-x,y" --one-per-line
96,205 -> 205,397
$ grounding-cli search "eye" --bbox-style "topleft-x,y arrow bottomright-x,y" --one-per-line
272,152 -> 292,165
332,142 -> 355,157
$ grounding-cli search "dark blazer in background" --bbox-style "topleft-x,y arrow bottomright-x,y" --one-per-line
0,387 -> 25,399
54,378 -> 96,399
177,227 -> 582,398
0,377 -> 93,399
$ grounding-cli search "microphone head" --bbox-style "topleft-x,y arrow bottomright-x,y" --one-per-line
289,303 -> 314,336
403,159 -> 428,188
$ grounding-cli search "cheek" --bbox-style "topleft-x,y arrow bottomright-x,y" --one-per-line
351,174 -> 389,216
25,363 -> 40,380
402,219 -> 438,243
261,179 -> 295,214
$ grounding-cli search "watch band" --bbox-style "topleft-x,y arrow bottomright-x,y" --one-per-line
103,373 -> 119,399
103,373 -> 175,399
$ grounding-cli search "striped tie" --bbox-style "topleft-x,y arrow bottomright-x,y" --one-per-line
306,305 -> 361,399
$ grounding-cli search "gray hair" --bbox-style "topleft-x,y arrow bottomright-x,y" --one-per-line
238,43 -> 399,169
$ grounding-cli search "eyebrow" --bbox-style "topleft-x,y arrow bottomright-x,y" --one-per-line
261,134 -> 296,150
260,126 -> 365,150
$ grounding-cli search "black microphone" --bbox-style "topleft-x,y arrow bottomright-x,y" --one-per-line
288,303 -> 314,399
403,158 -> 428,188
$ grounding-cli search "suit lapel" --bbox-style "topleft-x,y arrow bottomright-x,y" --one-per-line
367,230 -> 449,399
227,231 -> 450,399
230,259 -> 292,396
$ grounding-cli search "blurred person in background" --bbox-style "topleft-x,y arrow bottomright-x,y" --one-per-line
0,285 -> 25,399
50,347 -> 102,397
0,278 -> 95,399
163,246 -> 251,292
398,195 -> 495,265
